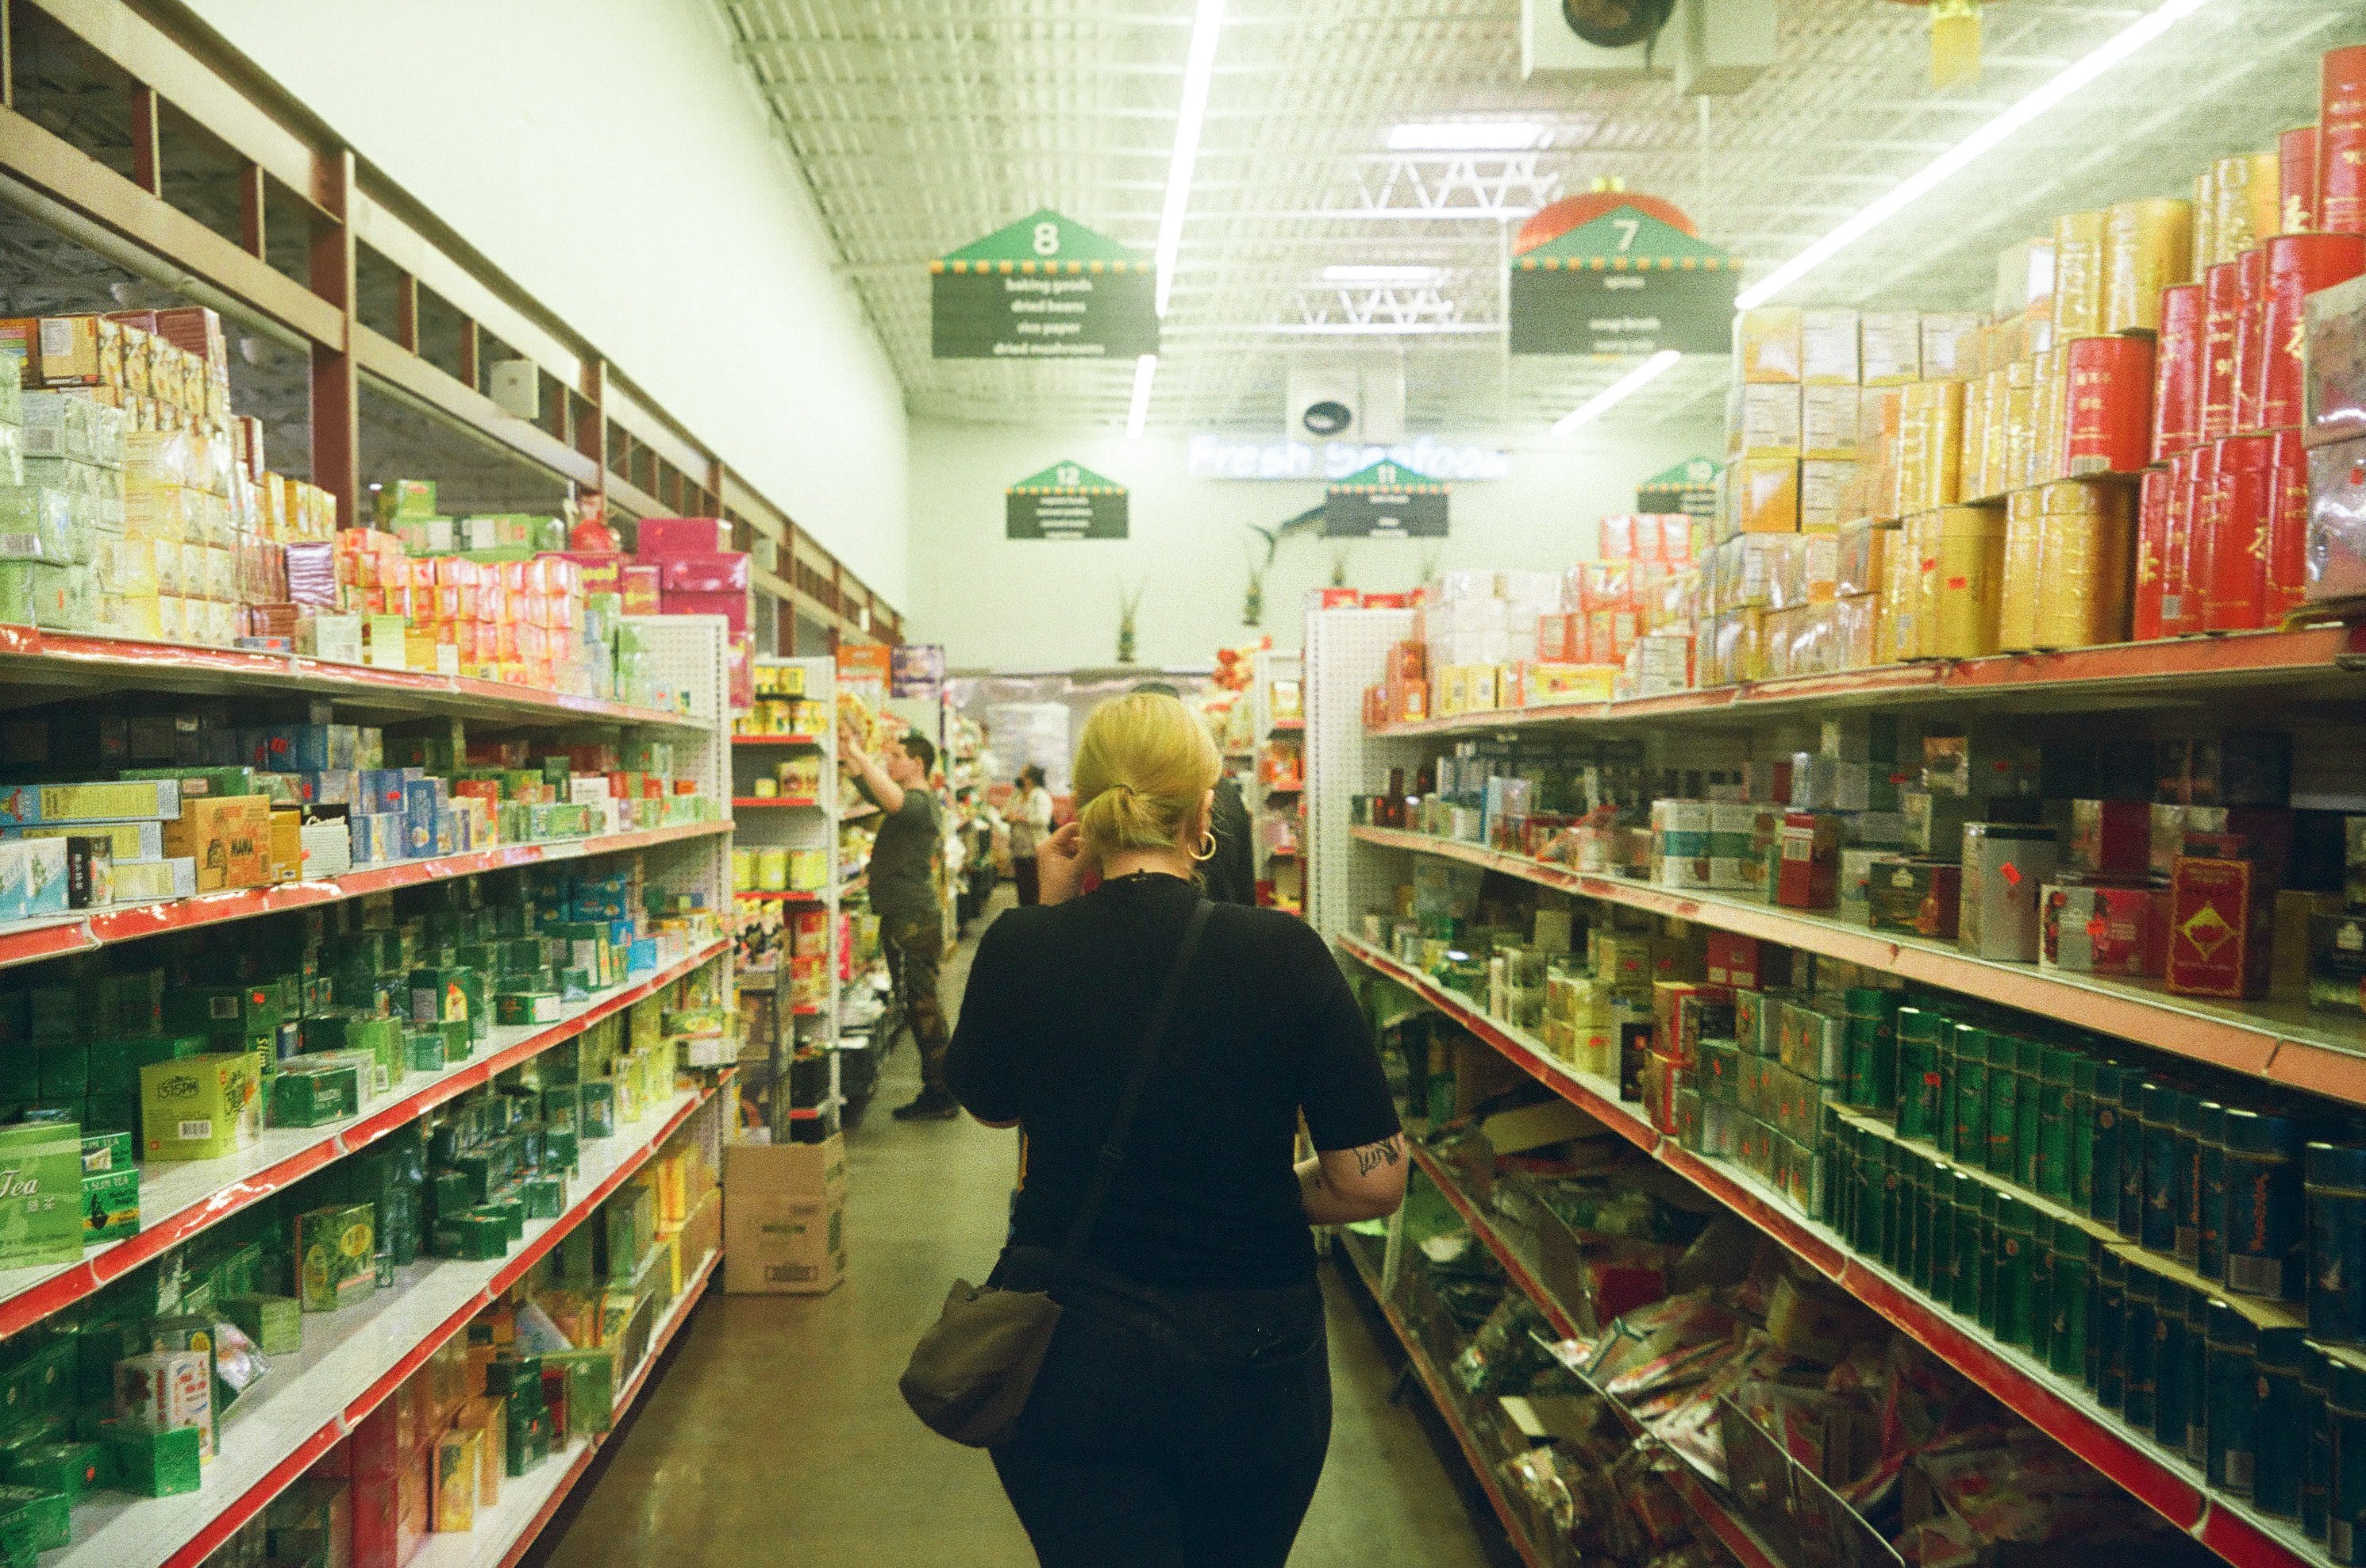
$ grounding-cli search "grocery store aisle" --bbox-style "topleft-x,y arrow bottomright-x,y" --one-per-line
537,888 -> 1500,1568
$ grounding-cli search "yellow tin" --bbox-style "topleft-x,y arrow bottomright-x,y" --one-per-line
1999,488 -> 2045,652
2052,211 -> 2108,340
2105,198 -> 2195,333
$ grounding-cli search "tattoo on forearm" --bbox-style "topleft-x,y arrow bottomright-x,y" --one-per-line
1352,1136 -> 1406,1178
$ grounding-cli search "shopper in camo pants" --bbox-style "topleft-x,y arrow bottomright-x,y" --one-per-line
839,716 -> 957,1120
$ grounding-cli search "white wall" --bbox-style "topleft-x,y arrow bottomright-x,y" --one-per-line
905,419 -> 1725,671
186,0 -> 910,605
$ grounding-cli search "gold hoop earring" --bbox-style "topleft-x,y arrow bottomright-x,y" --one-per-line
1192,831 -> 1217,862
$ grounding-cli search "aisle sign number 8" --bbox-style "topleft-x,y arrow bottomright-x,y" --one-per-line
1034,222 -> 1060,256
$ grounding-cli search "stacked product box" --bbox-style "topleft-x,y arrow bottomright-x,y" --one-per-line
632,516 -> 754,709
0,706 -> 717,901
195,1097 -> 724,1568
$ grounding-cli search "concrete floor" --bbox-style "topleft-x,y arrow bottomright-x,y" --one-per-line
537,892 -> 1506,1567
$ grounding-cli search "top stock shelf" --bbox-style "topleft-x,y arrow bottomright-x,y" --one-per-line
0,628 -> 706,731
1366,626 -> 2364,739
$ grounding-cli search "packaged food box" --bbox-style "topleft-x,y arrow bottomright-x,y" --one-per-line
295,1202 -> 377,1312
2168,853 -> 2275,998
2040,882 -> 2169,977
1959,823 -> 2058,962
1867,856 -> 1962,939
139,1051 -> 260,1162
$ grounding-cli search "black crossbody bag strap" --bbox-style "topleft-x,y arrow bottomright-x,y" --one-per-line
1050,897 -> 1211,1281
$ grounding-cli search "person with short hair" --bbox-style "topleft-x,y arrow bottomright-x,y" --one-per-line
943,690 -> 1406,1567
838,717 -> 958,1121
1006,763 -> 1054,906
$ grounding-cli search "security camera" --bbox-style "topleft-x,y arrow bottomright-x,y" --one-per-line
1560,0 -> 1674,48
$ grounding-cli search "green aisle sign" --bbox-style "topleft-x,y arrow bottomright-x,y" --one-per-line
1638,456 -> 1722,521
1509,206 -> 1738,356
1324,460 -> 1447,539
932,210 -> 1159,359
1007,460 -> 1129,540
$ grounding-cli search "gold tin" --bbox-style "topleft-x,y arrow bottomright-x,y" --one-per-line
2105,198 -> 2195,333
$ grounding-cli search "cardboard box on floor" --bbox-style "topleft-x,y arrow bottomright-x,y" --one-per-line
724,1135 -> 845,1295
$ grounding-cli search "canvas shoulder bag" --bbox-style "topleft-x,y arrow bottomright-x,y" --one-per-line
898,897 -> 1211,1448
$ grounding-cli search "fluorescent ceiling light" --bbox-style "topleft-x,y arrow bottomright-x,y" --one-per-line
1387,121 -> 1545,152
1321,264 -> 1442,284
1152,0 -> 1228,317
1126,354 -> 1157,439
1551,351 -> 1680,439
1736,0 -> 2214,309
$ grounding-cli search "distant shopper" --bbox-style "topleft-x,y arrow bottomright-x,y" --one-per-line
944,690 -> 1406,1568
839,717 -> 957,1121
1006,764 -> 1054,905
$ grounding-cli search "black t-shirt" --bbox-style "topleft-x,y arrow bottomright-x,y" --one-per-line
945,873 -> 1399,1289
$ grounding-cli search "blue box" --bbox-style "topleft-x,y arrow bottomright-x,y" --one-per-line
302,771 -> 356,808
433,810 -> 456,856
360,771 -> 406,813
627,937 -> 657,977
348,813 -> 375,866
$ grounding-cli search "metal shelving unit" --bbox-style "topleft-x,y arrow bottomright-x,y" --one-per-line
0,0 -> 896,646
732,658 -> 844,1138
1246,648 -> 1304,911
1340,935 -> 2319,1568
1296,592 -> 2366,1568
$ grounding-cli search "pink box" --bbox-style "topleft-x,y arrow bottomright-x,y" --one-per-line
634,517 -> 731,556
729,633 -> 754,710
660,589 -> 748,636
656,551 -> 749,593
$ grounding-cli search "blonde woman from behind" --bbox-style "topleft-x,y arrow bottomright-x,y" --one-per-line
943,690 -> 1406,1568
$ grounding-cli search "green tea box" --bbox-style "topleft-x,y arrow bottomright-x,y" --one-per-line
0,1122 -> 85,1269
221,1294 -> 302,1357
139,1052 -> 259,1162
294,1203 -> 376,1313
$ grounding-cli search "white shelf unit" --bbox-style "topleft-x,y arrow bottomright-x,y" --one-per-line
1247,648 -> 1305,908
731,656 -> 844,1131
0,607 -> 737,1568
1303,605 -> 1415,943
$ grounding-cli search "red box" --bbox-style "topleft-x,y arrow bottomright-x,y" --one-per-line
2165,854 -> 2274,998
348,1403 -> 402,1568
1775,811 -> 1841,910
2068,799 -> 2152,878
656,551 -> 749,593
1311,587 -> 1360,609
2041,882 -> 2170,977
634,517 -> 731,556
660,589 -> 749,636
619,563 -> 662,616
1704,931 -> 1791,991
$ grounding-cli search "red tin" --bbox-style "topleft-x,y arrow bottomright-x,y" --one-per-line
2204,432 -> 2276,632
2200,261 -> 2243,442
2151,282 -> 2205,461
2066,334 -> 2155,476
2261,233 -> 2366,431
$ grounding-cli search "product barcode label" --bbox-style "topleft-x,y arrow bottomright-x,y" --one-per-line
764,1262 -> 818,1285
176,1120 -> 212,1140
2226,1253 -> 2285,1297
2226,1450 -> 2254,1494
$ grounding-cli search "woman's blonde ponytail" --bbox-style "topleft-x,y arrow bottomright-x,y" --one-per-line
1071,693 -> 1221,866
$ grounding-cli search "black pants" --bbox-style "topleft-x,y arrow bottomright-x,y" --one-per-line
1013,855 -> 1041,906
987,1255 -> 1331,1568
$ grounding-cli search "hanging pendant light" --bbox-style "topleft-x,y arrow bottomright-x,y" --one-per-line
1891,0 -> 1998,88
